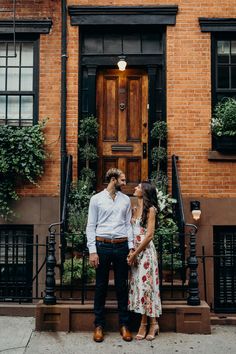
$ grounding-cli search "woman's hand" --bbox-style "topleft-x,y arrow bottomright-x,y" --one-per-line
127,249 -> 137,266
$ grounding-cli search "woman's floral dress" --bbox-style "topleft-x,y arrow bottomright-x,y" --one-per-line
128,218 -> 162,317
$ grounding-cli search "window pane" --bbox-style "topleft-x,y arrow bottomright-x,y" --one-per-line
218,66 -> 229,88
231,41 -> 236,64
142,32 -> 162,54
21,96 -> 33,120
232,67 -> 236,88
123,33 -> 141,54
0,43 -> 6,66
0,96 -> 6,119
0,68 -> 6,91
7,68 -> 19,90
21,68 -> 33,91
217,41 -> 230,64
104,33 -> 122,54
82,32 -> 103,54
7,43 -> 20,66
7,96 -> 19,120
21,43 -> 33,66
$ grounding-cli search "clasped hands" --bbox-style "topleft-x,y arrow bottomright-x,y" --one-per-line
127,249 -> 137,266
89,249 -> 137,268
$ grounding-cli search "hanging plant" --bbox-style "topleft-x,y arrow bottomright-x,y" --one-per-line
0,122 -> 47,220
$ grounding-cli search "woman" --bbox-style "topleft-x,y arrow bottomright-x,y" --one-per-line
127,181 -> 162,340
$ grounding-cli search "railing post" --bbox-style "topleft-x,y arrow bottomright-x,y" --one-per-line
44,224 -> 57,305
186,224 -> 200,306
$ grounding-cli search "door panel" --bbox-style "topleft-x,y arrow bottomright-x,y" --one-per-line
96,69 -> 148,194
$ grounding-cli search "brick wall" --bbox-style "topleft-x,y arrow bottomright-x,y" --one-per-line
2,0 -> 236,199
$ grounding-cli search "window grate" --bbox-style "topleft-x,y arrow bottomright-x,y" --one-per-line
0,226 -> 33,302
214,226 -> 236,312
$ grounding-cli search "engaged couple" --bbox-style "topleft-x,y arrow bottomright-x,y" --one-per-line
86,168 -> 162,342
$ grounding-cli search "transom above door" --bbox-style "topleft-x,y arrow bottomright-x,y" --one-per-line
96,68 -> 148,195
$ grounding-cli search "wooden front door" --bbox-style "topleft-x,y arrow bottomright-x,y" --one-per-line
96,69 -> 148,194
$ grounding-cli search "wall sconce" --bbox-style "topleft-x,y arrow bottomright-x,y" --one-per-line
190,201 -> 201,221
117,55 -> 127,71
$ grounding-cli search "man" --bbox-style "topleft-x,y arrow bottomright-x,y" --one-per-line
86,168 -> 134,342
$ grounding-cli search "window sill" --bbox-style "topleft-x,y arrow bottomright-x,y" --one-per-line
208,150 -> 236,161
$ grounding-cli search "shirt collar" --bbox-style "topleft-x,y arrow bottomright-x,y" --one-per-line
104,188 -> 119,199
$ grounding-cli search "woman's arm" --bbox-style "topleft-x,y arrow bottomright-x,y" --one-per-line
127,207 -> 156,265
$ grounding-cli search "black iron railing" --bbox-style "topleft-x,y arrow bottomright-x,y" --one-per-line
171,155 -> 200,305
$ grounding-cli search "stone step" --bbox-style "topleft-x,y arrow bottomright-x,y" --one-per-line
56,279 -> 188,301
36,300 -> 211,334
0,303 -> 36,317
211,313 -> 236,325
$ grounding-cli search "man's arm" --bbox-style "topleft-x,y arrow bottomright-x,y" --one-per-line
86,196 -> 99,267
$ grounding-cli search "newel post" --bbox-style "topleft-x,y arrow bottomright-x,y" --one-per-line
44,224 -> 57,305
186,224 -> 200,306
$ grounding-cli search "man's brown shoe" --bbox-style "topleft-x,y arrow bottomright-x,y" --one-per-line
120,326 -> 133,342
93,326 -> 104,342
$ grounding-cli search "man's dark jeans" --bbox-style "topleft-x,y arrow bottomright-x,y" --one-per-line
94,240 -> 129,328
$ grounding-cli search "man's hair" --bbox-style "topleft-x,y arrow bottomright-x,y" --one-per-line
105,168 -> 123,182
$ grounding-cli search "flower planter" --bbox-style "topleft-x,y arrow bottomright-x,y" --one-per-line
214,135 -> 236,153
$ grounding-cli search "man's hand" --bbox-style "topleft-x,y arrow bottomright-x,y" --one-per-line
89,253 -> 99,268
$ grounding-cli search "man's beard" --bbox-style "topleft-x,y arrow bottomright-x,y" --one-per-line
115,185 -> 121,191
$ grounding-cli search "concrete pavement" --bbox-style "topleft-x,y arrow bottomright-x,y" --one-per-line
0,316 -> 236,354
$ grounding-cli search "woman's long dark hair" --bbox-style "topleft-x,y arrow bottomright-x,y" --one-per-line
140,181 -> 158,227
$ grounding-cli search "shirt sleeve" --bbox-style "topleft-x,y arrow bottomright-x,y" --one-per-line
86,196 -> 98,254
126,199 -> 134,249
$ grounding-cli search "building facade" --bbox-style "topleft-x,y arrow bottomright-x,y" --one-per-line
1,0 -> 236,315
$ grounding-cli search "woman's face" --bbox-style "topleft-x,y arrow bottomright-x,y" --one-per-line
133,183 -> 143,198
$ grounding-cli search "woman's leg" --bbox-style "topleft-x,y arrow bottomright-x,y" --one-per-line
146,316 -> 159,340
136,314 -> 147,340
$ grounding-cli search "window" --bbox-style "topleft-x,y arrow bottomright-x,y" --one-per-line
0,225 -> 33,302
213,35 -> 236,104
214,226 -> 236,312
0,37 -> 39,126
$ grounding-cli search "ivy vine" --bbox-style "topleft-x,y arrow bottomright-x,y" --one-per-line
0,122 -> 47,220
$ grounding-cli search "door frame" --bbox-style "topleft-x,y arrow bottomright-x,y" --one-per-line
78,26 -> 167,181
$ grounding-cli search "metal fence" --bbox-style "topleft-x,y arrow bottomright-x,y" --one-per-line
0,226 -> 47,302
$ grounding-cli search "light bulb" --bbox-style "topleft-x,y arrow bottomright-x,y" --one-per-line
117,56 -> 127,71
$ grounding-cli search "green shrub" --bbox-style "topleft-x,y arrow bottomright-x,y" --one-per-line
211,97 -> 236,136
62,257 -> 96,284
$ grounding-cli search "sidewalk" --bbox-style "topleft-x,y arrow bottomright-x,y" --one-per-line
1,317 -> 236,354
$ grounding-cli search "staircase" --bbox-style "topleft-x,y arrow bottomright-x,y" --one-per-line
36,271 -> 211,334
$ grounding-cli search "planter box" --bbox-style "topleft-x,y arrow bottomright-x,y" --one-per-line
214,135 -> 236,153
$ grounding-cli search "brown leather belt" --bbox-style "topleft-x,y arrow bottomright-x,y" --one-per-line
96,236 -> 128,244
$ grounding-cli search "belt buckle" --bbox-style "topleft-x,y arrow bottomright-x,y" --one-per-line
111,238 -> 115,244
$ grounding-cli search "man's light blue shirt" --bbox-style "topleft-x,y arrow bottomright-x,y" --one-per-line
86,189 -> 134,253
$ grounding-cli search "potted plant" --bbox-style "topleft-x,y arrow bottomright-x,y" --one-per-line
153,189 -> 182,281
211,97 -> 236,153
65,114 -> 98,252
150,121 -> 168,193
